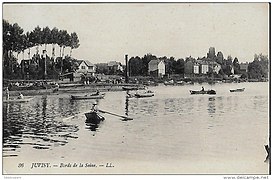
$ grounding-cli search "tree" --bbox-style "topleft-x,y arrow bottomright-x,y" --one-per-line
25,32 -> 33,59
70,32 -> 80,57
62,30 -> 71,58
3,20 -> 12,59
216,51 -> 224,65
50,27 -> 59,59
164,56 -> 176,75
248,53 -> 269,79
174,58 -> 185,74
142,53 -> 157,75
129,56 -> 143,76
233,57 -> 240,74
207,47 -> 216,60
41,26 -> 51,51
31,26 -> 42,55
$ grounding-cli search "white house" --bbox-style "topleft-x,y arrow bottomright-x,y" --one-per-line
148,60 -> 165,77
107,61 -> 124,74
76,60 -> 96,76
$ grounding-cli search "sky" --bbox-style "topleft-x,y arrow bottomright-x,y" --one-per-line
3,3 -> 269,64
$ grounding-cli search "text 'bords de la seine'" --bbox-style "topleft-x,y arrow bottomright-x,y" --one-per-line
30,162 -> 114,169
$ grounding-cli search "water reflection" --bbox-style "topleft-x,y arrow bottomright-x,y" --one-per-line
3,96 -> 79,157
207,97 -> 216,115
125,96 -> 129,116
85,112 -> 105,135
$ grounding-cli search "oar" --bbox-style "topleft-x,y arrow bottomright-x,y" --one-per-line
98,109 -> 133,120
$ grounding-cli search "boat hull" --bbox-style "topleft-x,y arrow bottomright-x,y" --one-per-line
135,93 -> 154,98
122,87 -> 139,91
230,88 -> 245,92
71,94 -> 105,100
190,90 -> 216,95
85,111 -> 105,124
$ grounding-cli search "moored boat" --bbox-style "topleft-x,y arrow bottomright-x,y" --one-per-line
230,88 -> 245,92
189,90 -> 216,95
164,80 -> 174,86
135,90 -> 155,98
3,97 -> 34,103
122,86 -> 139,91
71,93 -> 105,100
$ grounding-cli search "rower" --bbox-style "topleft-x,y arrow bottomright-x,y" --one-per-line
91,102 -> 98,112
95,89 -> 100,95
18,92 -> 24,99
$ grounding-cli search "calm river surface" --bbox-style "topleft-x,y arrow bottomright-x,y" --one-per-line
3,82 -> 269,174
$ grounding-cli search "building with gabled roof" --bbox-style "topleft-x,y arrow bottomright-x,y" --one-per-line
148,59 -> 165,77
76,60 -> 96,76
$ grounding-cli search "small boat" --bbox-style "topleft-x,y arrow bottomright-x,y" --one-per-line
176,81 -> 185,85
71,93 -> 105,100
164,80 -> 174,86
85,111 -> 105,124
135,90 -> 155,98
3,97 -> 34,103
122,86 -> 139,91
126,93 -> 135,98
190,90 -> 216,95
230,88 -> 245,92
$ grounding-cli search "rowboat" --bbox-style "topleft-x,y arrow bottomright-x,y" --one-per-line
135,90 -> 155,98
190,90 -> 216,95
126,93 -> 135,98
85,111 -> 105,124
230,88 -> 245,92
164,80 -> 174,86
71,93 -> 105,100
3,97 -> 34,103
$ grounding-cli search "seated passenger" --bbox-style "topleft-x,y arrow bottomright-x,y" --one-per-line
18,93 -> 24,99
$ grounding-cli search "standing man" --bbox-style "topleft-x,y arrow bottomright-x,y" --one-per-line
5,87 -> 9,100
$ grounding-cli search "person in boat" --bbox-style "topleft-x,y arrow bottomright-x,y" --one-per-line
91,102 -> 99,112
18,92 -> 24,99
5,87 -> 9,100
201,86 -> 204,91
95,89 -> 100,95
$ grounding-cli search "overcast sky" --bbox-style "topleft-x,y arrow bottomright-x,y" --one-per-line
3,3 -> 269,64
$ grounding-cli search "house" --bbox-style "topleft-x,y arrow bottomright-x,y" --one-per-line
76,60 -> 96,76
148,59 -> 165,77
107,61 -> 124,74
60,60 -> 96,82
210,61 -> 221,73
240,62 -> 248,73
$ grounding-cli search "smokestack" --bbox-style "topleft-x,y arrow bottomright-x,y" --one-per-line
125,54 -> 129,83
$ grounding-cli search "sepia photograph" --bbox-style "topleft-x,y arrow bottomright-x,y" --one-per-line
2,2 -> 270,176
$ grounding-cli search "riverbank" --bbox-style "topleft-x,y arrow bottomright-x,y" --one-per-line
6,83 -> 146,96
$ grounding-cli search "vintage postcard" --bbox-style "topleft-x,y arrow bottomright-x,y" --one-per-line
2,2 -> 270,177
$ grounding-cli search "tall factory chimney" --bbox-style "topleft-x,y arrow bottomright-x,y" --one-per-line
125,54 -> 129,83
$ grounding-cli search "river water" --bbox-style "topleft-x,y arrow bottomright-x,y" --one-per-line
3,82 -> 269,174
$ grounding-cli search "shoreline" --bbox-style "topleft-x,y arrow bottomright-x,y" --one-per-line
6,83 -> 146,96
4,81 -> 269,97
